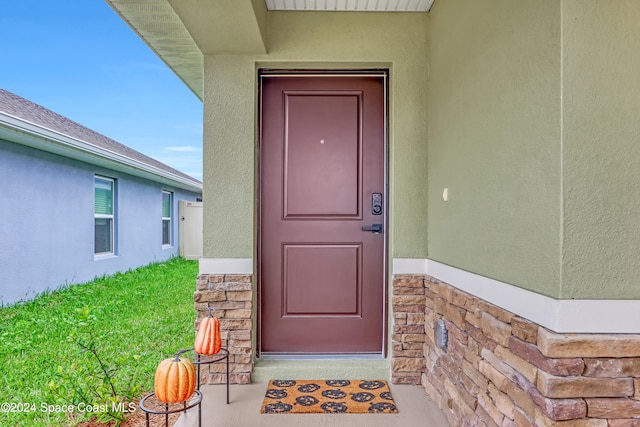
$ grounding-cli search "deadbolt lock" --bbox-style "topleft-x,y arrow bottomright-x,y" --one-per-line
372,193 -> 383,215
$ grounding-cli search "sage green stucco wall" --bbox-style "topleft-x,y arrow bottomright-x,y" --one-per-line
203,12 -> 429,259
203,56 -> 257,257
561,1 -> 640,299
427,0 -> 562,297
428,0 -> 640,300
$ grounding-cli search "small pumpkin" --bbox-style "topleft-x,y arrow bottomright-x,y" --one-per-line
194,309 -> 222,355
154,350 -> 196,404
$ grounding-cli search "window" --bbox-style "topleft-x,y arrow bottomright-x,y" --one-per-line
94,176 -> 115,255
162,191 -> 172,246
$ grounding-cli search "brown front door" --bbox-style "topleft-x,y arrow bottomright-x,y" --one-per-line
260,74 -> 386,354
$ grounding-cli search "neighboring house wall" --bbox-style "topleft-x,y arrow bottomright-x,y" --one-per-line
0,139 -> 200,305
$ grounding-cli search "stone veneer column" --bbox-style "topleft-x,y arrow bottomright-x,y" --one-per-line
391,274 -> 427,384
194,274 -> 253,384
415,275 -> 640,427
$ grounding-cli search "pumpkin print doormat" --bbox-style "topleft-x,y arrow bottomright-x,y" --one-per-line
260,380 -> 398,414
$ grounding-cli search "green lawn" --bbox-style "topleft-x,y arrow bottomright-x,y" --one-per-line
0,257 -> 199,426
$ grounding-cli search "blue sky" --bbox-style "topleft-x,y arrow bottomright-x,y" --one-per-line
0,0 -> 203,180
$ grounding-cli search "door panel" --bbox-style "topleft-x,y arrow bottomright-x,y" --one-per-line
260,75 -> 385,354
283,91 -> 362,218
283,244 -> 361,316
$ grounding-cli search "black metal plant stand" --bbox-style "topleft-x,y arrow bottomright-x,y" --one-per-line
194,347 -> 230,404
139,347 -> 230,427
139,390 -> 202,427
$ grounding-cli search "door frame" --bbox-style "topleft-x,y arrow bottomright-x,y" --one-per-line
256,69 -> 390,358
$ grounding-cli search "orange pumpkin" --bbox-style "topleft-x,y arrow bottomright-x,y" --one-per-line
194,311 -> 222,355
154,351 -> 196,403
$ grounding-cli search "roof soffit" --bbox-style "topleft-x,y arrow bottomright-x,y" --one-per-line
105,0 -> 434,99
106,0 -> 204,99
167,0 -> 268,55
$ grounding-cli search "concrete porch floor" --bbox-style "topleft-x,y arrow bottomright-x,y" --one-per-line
174,382 -> 450,427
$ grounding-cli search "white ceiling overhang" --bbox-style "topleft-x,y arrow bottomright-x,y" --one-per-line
265,0 -> 434,12
105,0 -> 434,100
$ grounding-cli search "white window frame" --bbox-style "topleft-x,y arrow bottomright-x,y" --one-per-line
94,176 -> 115,257
162,190 -> 173,247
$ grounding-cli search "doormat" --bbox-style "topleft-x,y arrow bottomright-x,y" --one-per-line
260,380 -> 398,414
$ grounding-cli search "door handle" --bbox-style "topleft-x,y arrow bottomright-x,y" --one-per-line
362,223 -> 383,234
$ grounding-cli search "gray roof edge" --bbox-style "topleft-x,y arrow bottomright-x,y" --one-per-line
0,89 -> 201,193
0,112 -> 202,193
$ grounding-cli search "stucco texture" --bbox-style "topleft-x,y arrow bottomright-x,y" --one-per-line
202,12 -> 429,259
428,0 -> 640,300
561,0 -> 640,299
427,0 -> 562,297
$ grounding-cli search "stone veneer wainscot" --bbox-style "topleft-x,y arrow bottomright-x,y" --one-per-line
194,274 -> 253,384
391,274 -> 640,426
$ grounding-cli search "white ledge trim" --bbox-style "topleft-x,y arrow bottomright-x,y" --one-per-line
392,258 -> 429,275
391,258 -> 640,334
199,258 -> 253,274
